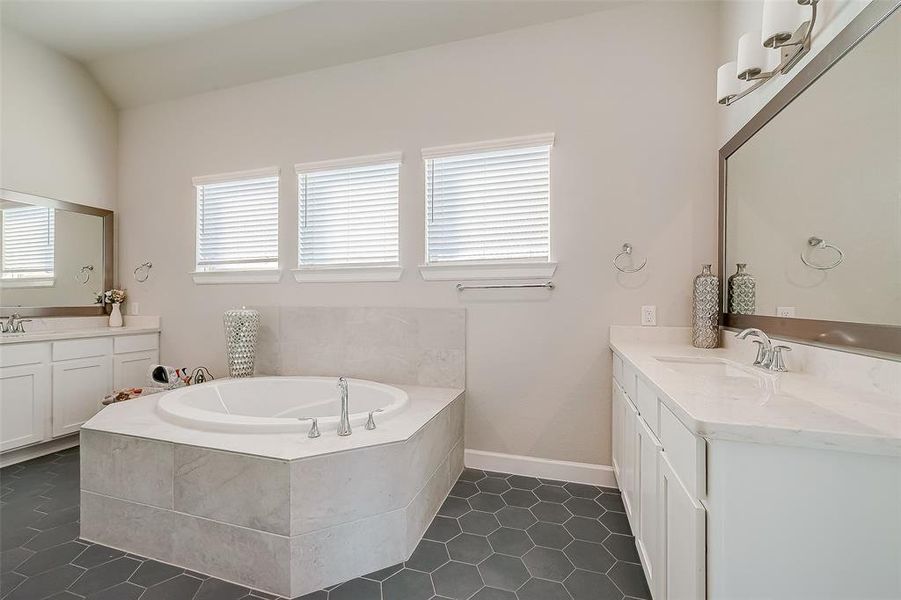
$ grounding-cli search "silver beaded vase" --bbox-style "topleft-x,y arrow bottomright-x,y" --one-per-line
728,263 -> 756,315
224,308 -> 261,378
692,264 -> 720,349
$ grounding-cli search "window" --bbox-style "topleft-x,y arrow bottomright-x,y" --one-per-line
421,134 -> 556,279
295,153 -> 401,282
1,205 -> 55,281
193,167 -> 280,282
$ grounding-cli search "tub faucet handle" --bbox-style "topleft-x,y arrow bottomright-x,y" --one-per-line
365,409 -> 384,431
300,417 -> 320,439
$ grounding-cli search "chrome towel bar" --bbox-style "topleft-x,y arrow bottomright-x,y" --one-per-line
456,281 -> 555,291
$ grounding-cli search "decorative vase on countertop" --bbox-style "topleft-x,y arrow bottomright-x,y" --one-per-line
692,264 -> 720,348
728,263 -> 756,315
109,303 -> 123,328
224,307 -> 261,378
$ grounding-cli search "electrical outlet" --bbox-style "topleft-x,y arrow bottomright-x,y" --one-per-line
129,302 -> 140,316
641,305 -> 657,326
776,306 -> 796,318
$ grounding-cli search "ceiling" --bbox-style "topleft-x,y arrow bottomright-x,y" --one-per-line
2,0 -> 611,108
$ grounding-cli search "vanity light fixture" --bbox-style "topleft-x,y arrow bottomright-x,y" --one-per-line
717,0 -> 819,106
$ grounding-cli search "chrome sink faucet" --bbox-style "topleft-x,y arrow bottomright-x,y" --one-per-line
735,328 -> 791,372
1,313 -> 31,334
336,377 -> 351,436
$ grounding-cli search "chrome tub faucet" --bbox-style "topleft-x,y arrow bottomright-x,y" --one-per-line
337,377 -> 351,436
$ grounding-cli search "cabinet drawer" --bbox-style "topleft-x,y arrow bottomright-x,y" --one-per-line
52,338 -> 112,361
621,362 -> 637,401
636,377 -> 659,436
114,334 -> 159,354
612,353 -> 624,386
659,402 -> 706,499
0,342 -> 50,367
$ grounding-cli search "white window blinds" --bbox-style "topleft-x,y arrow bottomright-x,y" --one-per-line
297,155 -> 400,267
424,136 -> 552,264
194,169 -> 279,271
1,205 -> 55,278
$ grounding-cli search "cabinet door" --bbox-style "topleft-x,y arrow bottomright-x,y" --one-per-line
0,363 -> 50,451
637,417 -> 663,597
621,394 -> 640,528
113,350 -> 158,389
612,381 -> 624,482
52,356 -> 112,437
658,452 -> 705,600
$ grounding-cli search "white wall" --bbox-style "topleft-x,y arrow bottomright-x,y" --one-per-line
0,27 -> 118,210
117,4 -> 719,466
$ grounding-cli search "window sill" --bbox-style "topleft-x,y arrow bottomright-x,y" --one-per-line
191,270 -> 282,285
292,265 -> 403,283
419,261 -> 557,281
0,277 -> 55,288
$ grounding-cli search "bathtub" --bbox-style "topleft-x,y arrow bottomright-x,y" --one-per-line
156,376 -> 409,433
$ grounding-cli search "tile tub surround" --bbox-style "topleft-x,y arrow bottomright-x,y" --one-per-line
253,307 -> 465,388
2,447 -> 649,600
79,392 -> 464,597
609,326 -> 901,456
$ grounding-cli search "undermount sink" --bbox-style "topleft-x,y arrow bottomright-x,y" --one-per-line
654,356 -> 759,379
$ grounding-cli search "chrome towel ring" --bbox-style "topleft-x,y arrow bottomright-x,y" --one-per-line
800,237 -> 844,270
613,243 -> 647,273
76,265 -> 94,284
134,261 -> 153,283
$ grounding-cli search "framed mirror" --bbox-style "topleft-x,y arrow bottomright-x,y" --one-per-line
0,188 -> 114,316
719,1 -> 901,359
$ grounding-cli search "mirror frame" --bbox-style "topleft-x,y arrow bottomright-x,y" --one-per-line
0,188 -> 114,317
718,0 -> 901,359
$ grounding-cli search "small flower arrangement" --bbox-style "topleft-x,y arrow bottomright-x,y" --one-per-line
96,288 -> 127,305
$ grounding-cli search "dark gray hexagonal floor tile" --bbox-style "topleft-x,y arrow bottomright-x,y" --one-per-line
469,493 -> 505,513
31,505 -> 79,531
565,569 -> 623,600
564,483 -> 601,499
459,511 -> 500,536
602,534 -> 640,563
565,497 -> 605,519
564,516 -> 610,543
69,556 -> 141,596
496,506 -> 536,530
293,591 -> 328,600
73,544 -> 125,569
517,577 -> 570,600
471,586 -> 516,600
22,521 -> 80,551
500,489 -> 538,508
194,578 -> 249,600
447,534 -> 492,564
329,577 -> 380,600
363,562 -> 403,581
450,481 -> 479,499
477,554 -> 528,591
1,546 -> 33,574
141,574 -> 204,600
45,592 -> 82,600
564,540 -> 617,573
83,581 -> 144,600
129,559 -> 183,586
1,570 -> 25,598
15,540 -> 83,576
600,511 -> 632,536
531,502 -> 571,524
438,497 -> 471,518
609,562 -> 651,599
4,564 -> 83,600
507,476 -> 541,491
383,568 -> 434,600
487,528 -> 533,557
424,516 -> 462,542
522,547 -> 574,581
476,478 -> 511,494
432,562 -> 483,599
596,493 -> 626,513
407,539 -> 450,572
459,469 -> 487,482
527,522 -> 573,549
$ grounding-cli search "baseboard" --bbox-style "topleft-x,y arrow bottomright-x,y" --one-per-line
1,434 -> 79,468
464,449 -> 618,489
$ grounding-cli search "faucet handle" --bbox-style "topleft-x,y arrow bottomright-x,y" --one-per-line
300,417 -> 320,438
769,345 -> 791,372
750,339 -> 768,366
365,409 -> 384,431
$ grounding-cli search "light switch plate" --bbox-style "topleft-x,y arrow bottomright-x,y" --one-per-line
776,306 -> 796,318
129,302 -> 140,316
641,305 -> 657,326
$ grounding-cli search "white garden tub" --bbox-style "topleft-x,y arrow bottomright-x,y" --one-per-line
156,376 -> 409,433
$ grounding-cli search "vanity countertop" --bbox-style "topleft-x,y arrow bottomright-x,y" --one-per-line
610,326 -> 901,457
0,316 -> 161,345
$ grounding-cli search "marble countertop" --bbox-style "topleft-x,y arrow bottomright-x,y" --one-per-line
610,327 -> 901,457
83,383 -> 464,461
0,316 -> 160,344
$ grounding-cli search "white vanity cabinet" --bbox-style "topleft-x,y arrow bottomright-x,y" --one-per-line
0,331 -> 159,457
